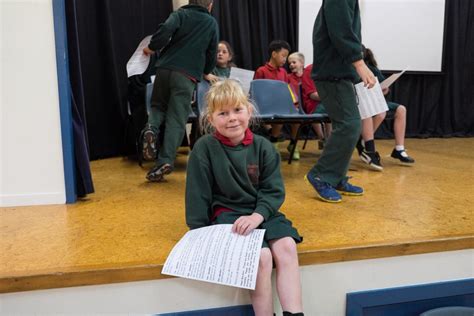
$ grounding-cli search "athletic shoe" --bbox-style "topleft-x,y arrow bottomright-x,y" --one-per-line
141,124 -> 158,161
391,148 -> 415,163
359,149 -> 383,171
287,143 -> 301,160
146,163 -> 172,182
304,173 -> 342,203
335,178 -> 364,196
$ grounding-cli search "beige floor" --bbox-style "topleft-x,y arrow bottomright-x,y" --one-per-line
1,138 -> 473,293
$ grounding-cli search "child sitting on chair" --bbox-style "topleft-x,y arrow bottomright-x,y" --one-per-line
355,46 -> 415,171
254,40 -> 301,160
288,52 -> 332,149
205,40 -> 236,83
186,79 -> 304,316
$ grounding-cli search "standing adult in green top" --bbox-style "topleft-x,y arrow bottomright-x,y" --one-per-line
305,0 -> 376,203
142,0 -> 218,182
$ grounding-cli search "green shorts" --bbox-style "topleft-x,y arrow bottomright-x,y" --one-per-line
387,101 -> 400,111
314,103 -> 327,114
213,211 -> 303,248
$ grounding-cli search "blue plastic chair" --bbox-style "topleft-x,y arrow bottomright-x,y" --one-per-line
249,79 -> 330,163
145,82 -> 198,122
196,80 -> 210,115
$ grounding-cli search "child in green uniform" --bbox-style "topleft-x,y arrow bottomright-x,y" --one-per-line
186,80 -> 304,316
306,0 -> 376,203
205,41 -> 236,83
142,0 -> 218,182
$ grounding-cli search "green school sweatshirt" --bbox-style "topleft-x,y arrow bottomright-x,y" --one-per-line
185,134 -> 285,230
312,0 -> 363,82
148,5 -> 218,81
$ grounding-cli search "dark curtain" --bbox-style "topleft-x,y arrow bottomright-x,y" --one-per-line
68,0 -> 472,167
212,0 -> 298,70
65,0 -> 173,161
377,0 -> 473,138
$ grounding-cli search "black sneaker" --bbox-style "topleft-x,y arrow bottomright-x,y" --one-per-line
359,150 -> 383,171
391,148 -> 415,163
146,163 -> 172,182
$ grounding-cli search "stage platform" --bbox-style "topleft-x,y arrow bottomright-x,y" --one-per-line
1,138 -> 473,293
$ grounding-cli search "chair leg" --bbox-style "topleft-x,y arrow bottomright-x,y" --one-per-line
288,125 -> 303,164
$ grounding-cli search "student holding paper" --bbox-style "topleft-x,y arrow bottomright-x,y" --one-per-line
305,0 -> 376,203
141,0 -> 218,182
204,41 -> 236,83
254,40 -> 302,161
356,47 -> 415,168
186,80 -> 304,316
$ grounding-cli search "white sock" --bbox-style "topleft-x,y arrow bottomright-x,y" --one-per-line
395,145 -> 405,151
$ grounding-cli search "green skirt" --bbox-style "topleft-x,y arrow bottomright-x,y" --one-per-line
213,211 -> 303,248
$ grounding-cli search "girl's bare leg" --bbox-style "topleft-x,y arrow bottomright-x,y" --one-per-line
269,237 -> 303,313
251,248 -> 274,316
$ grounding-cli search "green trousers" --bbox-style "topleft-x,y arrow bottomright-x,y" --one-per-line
148,68 -> 195,167
309,80 -> 361,186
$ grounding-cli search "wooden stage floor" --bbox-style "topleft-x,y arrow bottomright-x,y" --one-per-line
1,138 -> 473,293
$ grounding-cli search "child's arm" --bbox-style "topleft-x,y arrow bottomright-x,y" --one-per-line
310,91 -> 320,101
253,67 -> 265,79
204,73 -> 220,84
147,11 -> 181,53
353,60 -> 376,88
185,144 -> 214,230
254,142 -> 285,222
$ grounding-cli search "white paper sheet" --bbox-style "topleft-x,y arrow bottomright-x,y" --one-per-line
380,67 -> 409,90
355,78 -> 389,119
229,67 -> 255,96
162,224 -> 265,290
126,35 -> 152,78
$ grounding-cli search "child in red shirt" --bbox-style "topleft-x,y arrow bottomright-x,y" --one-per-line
254,40 -> 301,160
288,52 -> 332,147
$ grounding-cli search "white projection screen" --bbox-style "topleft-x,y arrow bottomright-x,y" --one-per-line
298,0 -> 446,72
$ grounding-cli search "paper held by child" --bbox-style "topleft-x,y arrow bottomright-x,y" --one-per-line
380,66 -> 409,90
355,78 -> 389,119
162,224 -> 265,290
229,67 -> 255,96
126,35 -> 152,78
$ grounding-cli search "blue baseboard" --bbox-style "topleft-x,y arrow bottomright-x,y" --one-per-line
159,304 -> 254,316
346,279 -> 474,316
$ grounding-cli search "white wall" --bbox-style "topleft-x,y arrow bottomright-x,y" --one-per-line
1,250 -> 472,315
173,0 -> 188,10
0,0 -> 65,206
299,0 -> 446,72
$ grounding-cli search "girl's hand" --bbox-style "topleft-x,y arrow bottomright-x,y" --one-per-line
382,87 -> 390,95
232,213 -> 264,236
204,74 -> 220,84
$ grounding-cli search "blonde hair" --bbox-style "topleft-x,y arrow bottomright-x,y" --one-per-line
288,52 -> 305,64
200,79 -> 258,134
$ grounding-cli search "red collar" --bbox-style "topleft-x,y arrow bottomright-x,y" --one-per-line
213,128 -> 254,147
265,62 -> 280,72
